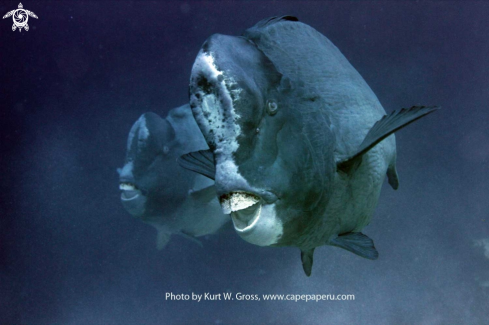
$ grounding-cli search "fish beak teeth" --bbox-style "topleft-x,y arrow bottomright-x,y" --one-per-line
219,191 -> 261,215
119,182 -> 136,191
119,182 -> 141,201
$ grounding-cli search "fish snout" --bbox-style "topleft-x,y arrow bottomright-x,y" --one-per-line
119,178 -> 140,199
119,180 -> 147,217
220,191 -> 263,233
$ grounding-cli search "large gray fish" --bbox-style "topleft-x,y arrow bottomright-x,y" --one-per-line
118,105 -> 228,249
179,16 -> 438,276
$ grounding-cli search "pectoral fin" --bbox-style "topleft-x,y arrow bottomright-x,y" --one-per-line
338,105 -> 438,172
330,232 -> 379,260
190,185 -> 216,204
156,230 -> 172,250
300,248 -> 315,277
178,231 -> 203,248
178,149 -> 216,180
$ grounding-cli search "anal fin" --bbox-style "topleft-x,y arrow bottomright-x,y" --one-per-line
387,163 -> 399,190
300,248 -> 315,277
330,232 -> 378,260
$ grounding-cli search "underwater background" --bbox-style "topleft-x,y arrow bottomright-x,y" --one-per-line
1,1 -> 488,324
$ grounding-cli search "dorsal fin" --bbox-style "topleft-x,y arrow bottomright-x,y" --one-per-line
253,15 -> 299,29
243,16 -> 299,41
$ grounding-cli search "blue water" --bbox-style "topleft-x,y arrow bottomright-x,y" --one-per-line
1,2 -> 488,324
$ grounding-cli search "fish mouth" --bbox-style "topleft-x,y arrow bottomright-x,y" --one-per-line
232,202 -> 262,232
220,191 -> 283,246
119,182 -> 140,201
220,191 -> 263,232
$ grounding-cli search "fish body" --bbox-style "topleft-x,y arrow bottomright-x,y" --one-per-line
182,17 -> 437,275
118,105 -> 228,249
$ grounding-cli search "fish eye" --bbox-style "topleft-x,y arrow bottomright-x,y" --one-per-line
163,146 -> 170,154
266,100 -> 278,116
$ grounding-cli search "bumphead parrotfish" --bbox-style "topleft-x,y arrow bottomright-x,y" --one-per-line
118,105 -> 228,249
179,16 -> 438,276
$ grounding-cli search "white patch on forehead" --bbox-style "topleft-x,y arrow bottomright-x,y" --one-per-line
127,115 -> 149,151
127,120 -> 138,151
190,50 -> 241,161
138,115 -> 149,141
191,51 -> 263,215
201,53 -> 223,79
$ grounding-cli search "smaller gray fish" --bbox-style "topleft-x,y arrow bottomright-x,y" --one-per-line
118,105 -> 228,249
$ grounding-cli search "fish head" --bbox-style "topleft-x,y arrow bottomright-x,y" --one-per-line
189,34 -> 336,247
119,112 -> 193,220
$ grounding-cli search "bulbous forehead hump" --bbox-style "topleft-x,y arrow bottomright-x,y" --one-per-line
143,112 -> 175,143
